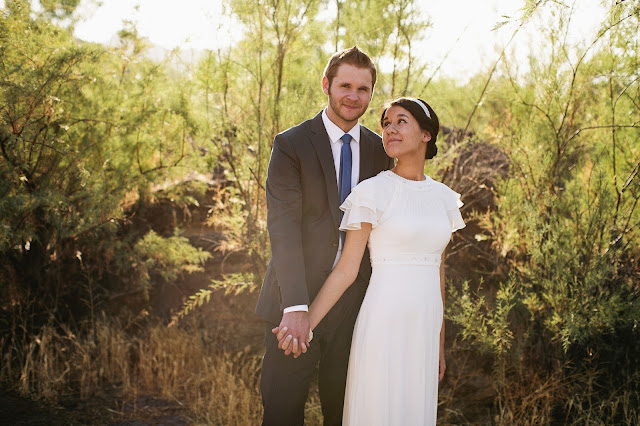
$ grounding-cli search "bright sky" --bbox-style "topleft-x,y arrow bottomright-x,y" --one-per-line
2,0 -> 605,82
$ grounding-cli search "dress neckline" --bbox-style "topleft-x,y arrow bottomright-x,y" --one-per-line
382,170 -> 433,190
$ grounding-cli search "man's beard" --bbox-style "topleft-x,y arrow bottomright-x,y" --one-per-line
327,88 -> 369,123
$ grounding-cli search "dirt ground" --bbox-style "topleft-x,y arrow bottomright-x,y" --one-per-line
0,390 -> 195,425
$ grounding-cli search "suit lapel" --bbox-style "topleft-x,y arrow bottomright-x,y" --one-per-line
309,113 -> 341,229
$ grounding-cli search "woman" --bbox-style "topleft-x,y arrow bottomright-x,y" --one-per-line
277,97 -> 465,425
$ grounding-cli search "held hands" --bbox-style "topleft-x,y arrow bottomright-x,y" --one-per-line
271,311 -> 312,358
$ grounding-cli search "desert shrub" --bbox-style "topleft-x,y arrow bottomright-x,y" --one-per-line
448,2 -> 640,423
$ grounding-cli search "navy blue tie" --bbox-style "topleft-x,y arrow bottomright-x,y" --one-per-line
339,134 -> 353,247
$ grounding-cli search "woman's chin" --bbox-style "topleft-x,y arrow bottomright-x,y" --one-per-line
383,146 -> 401,158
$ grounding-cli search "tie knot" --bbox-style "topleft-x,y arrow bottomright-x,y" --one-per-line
341,134 -> 352,144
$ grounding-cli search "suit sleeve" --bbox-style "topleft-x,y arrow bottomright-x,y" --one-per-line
265,133 -> 309,309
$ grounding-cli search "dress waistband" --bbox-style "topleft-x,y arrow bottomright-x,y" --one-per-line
370,254 -> 441,266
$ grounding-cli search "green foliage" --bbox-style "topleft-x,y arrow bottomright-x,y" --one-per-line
170,272 -> 258,326
447,1 -> 640,422
0,5 -> 117,309
449,279 -> 518,358
38,0 -> 81,20
133,231 -> 211,298
0,2 -> 217,321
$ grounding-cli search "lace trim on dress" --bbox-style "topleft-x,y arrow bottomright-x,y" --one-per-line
382,170 -> 433,191
370,253 -> 441,266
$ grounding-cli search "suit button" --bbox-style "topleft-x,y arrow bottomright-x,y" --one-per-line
332,242 -> 338,247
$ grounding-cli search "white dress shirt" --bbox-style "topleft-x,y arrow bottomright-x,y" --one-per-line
283,109 -> 361,314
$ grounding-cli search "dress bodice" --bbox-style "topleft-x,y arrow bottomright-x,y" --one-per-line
340,170 -> 465,266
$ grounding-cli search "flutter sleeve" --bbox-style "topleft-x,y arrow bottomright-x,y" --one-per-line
443,185 -> 466,232
339,179 -> 385,231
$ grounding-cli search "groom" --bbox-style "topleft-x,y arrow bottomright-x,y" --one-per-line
255,46 -> 393,425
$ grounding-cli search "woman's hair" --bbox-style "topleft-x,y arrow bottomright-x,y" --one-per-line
380,97 -> 439,159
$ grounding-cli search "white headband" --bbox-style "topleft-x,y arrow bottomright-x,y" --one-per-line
408,98 -> 431,119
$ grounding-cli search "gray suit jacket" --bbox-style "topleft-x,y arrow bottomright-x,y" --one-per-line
255,111 -> 394,324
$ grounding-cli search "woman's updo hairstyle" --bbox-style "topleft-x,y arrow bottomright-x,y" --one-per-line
380,97 -> 439,159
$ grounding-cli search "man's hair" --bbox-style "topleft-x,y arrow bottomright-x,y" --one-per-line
323,46 -> 377,90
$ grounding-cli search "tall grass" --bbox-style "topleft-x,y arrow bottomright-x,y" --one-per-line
1,317 -> 324,424
2,313 -> 636,424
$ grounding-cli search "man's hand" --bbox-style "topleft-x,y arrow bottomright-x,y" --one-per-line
271,311 -> 310,358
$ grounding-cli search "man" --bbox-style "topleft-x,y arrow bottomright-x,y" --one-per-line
255,46 -> 394,425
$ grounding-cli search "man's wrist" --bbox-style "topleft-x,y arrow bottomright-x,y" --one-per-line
283,304 -> 309,314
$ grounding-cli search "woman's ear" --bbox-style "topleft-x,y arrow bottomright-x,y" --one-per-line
422,130 -> 432,143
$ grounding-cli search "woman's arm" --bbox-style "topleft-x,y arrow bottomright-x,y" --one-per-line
309,223 -> 372,330
275,223 -> 372,349
439,250 -> 446,381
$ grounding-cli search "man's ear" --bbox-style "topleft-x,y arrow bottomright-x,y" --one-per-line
322,76 -> 330,96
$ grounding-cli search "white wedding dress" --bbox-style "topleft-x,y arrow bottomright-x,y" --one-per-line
339,170 -> 465,426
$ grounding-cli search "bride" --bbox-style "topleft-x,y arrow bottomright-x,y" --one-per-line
276,97 -> 464,425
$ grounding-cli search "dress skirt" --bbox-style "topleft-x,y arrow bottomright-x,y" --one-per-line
342,263 -> 443,426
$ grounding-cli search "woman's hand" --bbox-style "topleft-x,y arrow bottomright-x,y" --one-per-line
270,225 -> 371,359
271,326 -> 309,357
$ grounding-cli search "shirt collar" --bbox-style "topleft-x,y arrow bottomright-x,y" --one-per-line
322,108 -> 360,145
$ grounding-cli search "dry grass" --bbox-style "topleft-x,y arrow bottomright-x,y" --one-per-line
494,368 -> 570,425
492,365 -> 639,426
2,316 -> 636,425
1,318 -> 323,425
